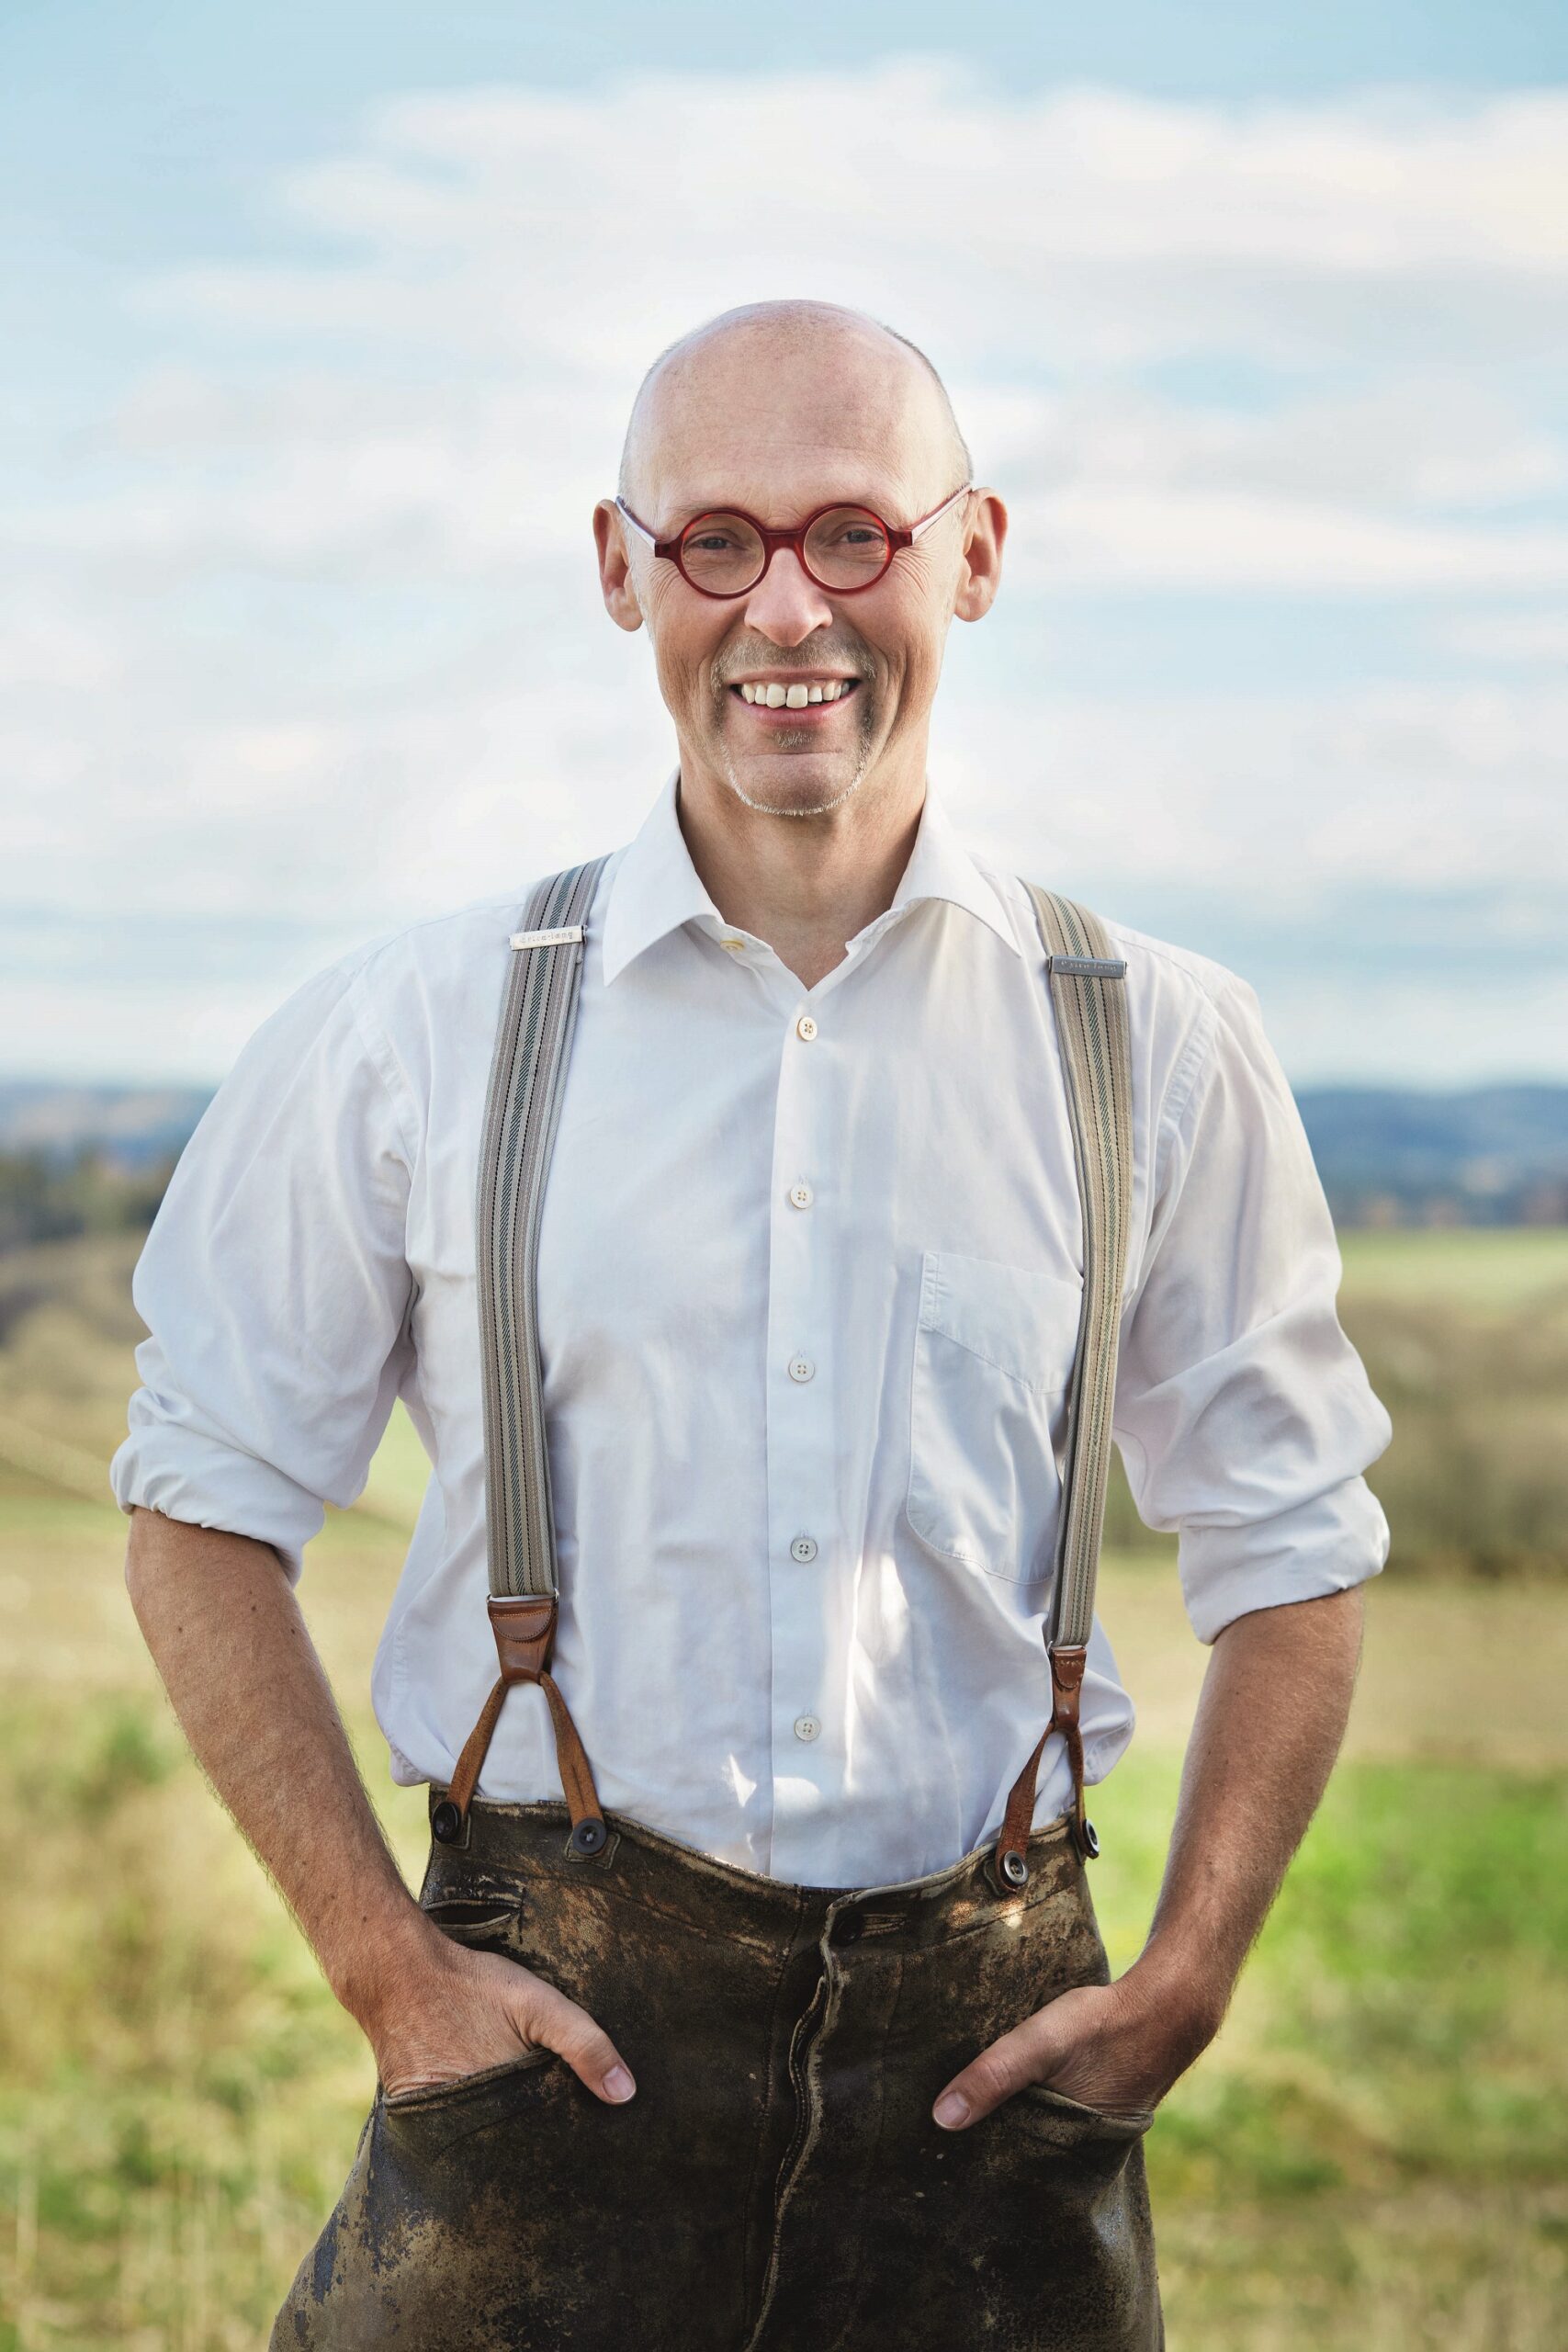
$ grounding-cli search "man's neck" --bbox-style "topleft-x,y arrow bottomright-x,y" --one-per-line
672,758 -> 928,991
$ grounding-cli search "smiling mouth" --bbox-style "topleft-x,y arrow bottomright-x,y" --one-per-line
728,678 -> 861,714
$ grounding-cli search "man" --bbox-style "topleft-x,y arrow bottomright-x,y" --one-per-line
115,300 -> 1392,2349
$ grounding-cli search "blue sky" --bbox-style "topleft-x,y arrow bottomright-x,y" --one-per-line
5,2 -> 1567,1084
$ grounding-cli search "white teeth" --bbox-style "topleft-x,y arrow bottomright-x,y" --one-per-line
736,678 -> 854,706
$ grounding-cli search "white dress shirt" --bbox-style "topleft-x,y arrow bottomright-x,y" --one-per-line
112,773 -> 1393,1888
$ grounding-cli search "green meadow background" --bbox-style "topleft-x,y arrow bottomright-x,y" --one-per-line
2,1227 -> 1566,2348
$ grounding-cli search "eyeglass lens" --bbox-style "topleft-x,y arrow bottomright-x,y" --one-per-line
679,508 -> 893,594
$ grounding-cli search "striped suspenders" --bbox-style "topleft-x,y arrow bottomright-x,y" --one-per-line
994,888 -> 1134,1885
434,856 -> 612,1852
434,865 -> 1134,1889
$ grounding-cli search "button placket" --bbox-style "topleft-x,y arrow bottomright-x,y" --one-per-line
765,990 -> 840,1871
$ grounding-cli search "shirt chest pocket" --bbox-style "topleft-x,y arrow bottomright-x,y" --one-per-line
906,1250 -> 1085,1586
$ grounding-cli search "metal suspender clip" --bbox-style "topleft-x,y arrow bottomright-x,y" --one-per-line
1046,953 -> 1126,979
510,925 -> 584,951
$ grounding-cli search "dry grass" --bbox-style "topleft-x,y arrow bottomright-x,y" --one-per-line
2,1500 -> 1566,2347
3,1224 -> 1567,2344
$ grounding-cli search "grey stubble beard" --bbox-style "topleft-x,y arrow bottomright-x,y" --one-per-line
717,689 -> 878,820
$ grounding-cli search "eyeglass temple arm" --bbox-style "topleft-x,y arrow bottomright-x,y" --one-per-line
908,482 -> 974,541
614,497 -> 659,548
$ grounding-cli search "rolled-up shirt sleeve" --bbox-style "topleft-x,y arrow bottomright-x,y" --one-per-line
1112,967 -> 1393,1644
110,953 -> 416,1583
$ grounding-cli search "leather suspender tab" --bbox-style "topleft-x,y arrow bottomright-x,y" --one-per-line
1048,1643 -> 1095,1861
1048,1641 -> 1088,1721
489,1593 -> 557,1681
995,1642 -> 1096,1884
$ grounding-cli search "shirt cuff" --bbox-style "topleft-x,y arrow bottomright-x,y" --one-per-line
1177,1473 -> 1390,1645
109,1421 -> 325,1585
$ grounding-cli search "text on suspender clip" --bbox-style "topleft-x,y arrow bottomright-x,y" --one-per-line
510,924 -> 585,951
1047,952 -> 1127,979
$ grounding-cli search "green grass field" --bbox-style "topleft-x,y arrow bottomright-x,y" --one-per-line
2,1227 -> 1566,2346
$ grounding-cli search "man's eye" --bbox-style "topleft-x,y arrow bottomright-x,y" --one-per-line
688,533 -> 739,553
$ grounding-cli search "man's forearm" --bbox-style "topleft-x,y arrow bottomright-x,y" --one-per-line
126,1506 -> 637,2103
1127,1583 -> 1365,2049
124,1505 -> 432,2027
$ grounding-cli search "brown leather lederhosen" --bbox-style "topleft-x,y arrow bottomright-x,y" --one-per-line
272,868 -> 1163,2352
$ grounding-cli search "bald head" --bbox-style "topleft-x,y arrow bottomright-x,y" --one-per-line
617,300 -> 972,518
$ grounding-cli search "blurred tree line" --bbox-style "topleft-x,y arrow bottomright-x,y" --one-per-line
2,1136 -> 1562,1582
1102,1271 -> 1568,1581
0,1148 -> 174,1258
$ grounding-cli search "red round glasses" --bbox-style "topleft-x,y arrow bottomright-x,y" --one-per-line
615,482 -> 972,599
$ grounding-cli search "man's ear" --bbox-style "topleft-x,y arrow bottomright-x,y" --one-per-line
593,500 -> 645,634
953,490 -> 1007,625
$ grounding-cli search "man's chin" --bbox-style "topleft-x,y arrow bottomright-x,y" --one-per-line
719,746 -> 870,820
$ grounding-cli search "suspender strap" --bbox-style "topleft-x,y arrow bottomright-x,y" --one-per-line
479,859 -> 607,1604
995,888 -> 1134,1885
434,857 -> 612,1855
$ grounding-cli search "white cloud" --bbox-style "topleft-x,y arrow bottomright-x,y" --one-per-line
1001,379 -> 1566,509
1011,485 -> 1568,593
941,680 -> 1568,901
1431,607 -> 1568,664
139,74 -> 1568,371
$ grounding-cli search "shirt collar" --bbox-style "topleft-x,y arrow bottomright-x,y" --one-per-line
599,769 -> 1021,987
884,784 -> 1021,958
600,771 -> 720,986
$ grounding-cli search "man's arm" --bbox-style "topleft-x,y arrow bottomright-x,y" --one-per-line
125,1506 -> 637,2107
931,1582 -> 1363,2128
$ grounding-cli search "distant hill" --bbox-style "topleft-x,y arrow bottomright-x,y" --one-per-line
0,1081 -> 213,1170
1296,1084 -> 1568,1227
0,1076 -> 1564,1234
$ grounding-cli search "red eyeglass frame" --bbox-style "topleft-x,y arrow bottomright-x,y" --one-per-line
614,482 -> 973,598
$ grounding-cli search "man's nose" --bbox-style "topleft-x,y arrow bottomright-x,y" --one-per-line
741,548 -> 836,647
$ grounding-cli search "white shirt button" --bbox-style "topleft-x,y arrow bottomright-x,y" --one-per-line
719,937 -> 746,954
788,1355 -> 815,1384
795,1014 -> 818,1042
788,1182 -> 814,1210
790,1533 -> 818,1563
793,1713 -> 821,1743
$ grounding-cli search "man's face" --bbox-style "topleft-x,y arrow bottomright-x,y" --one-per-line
597,326 -> 999,820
